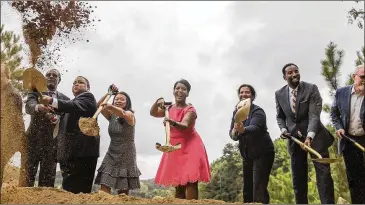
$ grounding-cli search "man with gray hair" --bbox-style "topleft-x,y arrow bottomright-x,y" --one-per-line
25,68 -> 69,187
330,64 -> 365,204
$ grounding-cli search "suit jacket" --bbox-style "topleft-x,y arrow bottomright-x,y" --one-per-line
229,104 -> 274,159
25,91 -> 70,151
56,91 -> 100,161
330,85 -> 365,153
275,81 -> 334,155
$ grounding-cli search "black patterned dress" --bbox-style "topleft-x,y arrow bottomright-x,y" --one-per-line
94,115 -> 141,190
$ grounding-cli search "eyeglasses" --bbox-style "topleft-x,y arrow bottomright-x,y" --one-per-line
356,74 -> 365,80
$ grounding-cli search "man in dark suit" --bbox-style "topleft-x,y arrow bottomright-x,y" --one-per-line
275,63 -> 335,204
25,68 -> 69,187
229,84 -> 275,204
330,64 -> 365,204
42,76 -> 99,194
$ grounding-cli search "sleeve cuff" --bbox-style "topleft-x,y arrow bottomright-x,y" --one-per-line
281,128 -> 288,133
51,98 -> 58,108
307,132 -> 316,139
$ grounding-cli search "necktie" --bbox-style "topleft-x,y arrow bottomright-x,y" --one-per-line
291,89 -> 297,114
48,91 -> 56,97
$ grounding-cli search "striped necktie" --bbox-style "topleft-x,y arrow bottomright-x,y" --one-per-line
291,89 -> 297,113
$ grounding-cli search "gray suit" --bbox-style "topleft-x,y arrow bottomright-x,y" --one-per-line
275,81 -> 335,204
25,91 -> 69,187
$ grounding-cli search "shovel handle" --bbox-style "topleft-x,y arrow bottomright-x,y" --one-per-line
340,133 -> 365,152
93,93 -> 112,118
164,108 -> 171,145
354,142 -> 365,152
290,136 -> 322,159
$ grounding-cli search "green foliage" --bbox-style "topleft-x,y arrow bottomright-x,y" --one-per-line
199,143 -> 243,202
347,1 -> 365,29
129,179 -> 174,198
320,42 -> 345,96
320,41 -> 356,203
0,24 -> 24,92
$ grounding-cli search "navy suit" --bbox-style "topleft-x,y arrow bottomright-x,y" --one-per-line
330,85 -> 365,204
229,104 -> 275,204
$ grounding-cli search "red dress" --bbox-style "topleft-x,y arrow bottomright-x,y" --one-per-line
154,104 -> 211,187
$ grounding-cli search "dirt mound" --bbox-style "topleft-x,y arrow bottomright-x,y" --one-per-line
2,164 -> 20,188
1,165 -> 232,204
1,186 -> 231,204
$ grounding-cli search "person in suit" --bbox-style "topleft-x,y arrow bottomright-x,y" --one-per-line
330,64 -> 365,204
275,63 -> 335,204
42,76 -> 99,194
229,84 -> 275,204
25,68 -> 69,187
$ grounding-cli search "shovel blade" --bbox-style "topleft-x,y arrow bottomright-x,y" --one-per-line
155,143 -> 181,153
79,117 -> 99,136
22,68 -> 47,92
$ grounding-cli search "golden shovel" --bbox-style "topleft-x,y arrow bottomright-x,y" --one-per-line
22,68 -> 48,105
285,134 -> 340,164
79,89 -> 114,136
231,98 -> 251,137
341,133 -> 365,152
155,102 -> 182,153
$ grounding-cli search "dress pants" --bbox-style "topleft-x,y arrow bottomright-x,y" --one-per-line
290,143 -> 335,204
59,157 -> 98,194
243,150 -> 275,204
342,135 -> 365,204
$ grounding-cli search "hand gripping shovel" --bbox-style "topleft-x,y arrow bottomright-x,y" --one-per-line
284,134 -> 339,164
22,68 -> 48,105
341,133 -> 365,152
155,102 -> 182,153
79,87 -> 114,136
231,98 -> 251,137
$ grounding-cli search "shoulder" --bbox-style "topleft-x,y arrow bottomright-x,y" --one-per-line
184,103 -> 196,113
336,85 -> 352,94
301,81 -> 318,90
275,85 -> 287,96
251,104 -> 266,115
58,92 -> 70,100
77,91 -> 95,100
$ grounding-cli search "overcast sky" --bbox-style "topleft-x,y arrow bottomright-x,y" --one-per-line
2,1 -> 364,180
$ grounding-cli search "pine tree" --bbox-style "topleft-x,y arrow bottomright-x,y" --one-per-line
347,1 -> 364,29
0,24 -> 25,92
320,41 -> 351,202
320,42 -> 345,96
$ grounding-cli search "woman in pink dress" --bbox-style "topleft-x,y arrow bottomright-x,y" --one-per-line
150,79 -> 211,200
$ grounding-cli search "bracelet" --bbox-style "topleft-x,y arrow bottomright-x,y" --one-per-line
171,120 -> 177,126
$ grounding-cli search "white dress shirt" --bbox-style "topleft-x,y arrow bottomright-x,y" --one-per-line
348,86 -> 364,136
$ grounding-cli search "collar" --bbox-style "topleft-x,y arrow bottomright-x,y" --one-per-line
351,85 -> 364,96
288,84 -> 299,93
